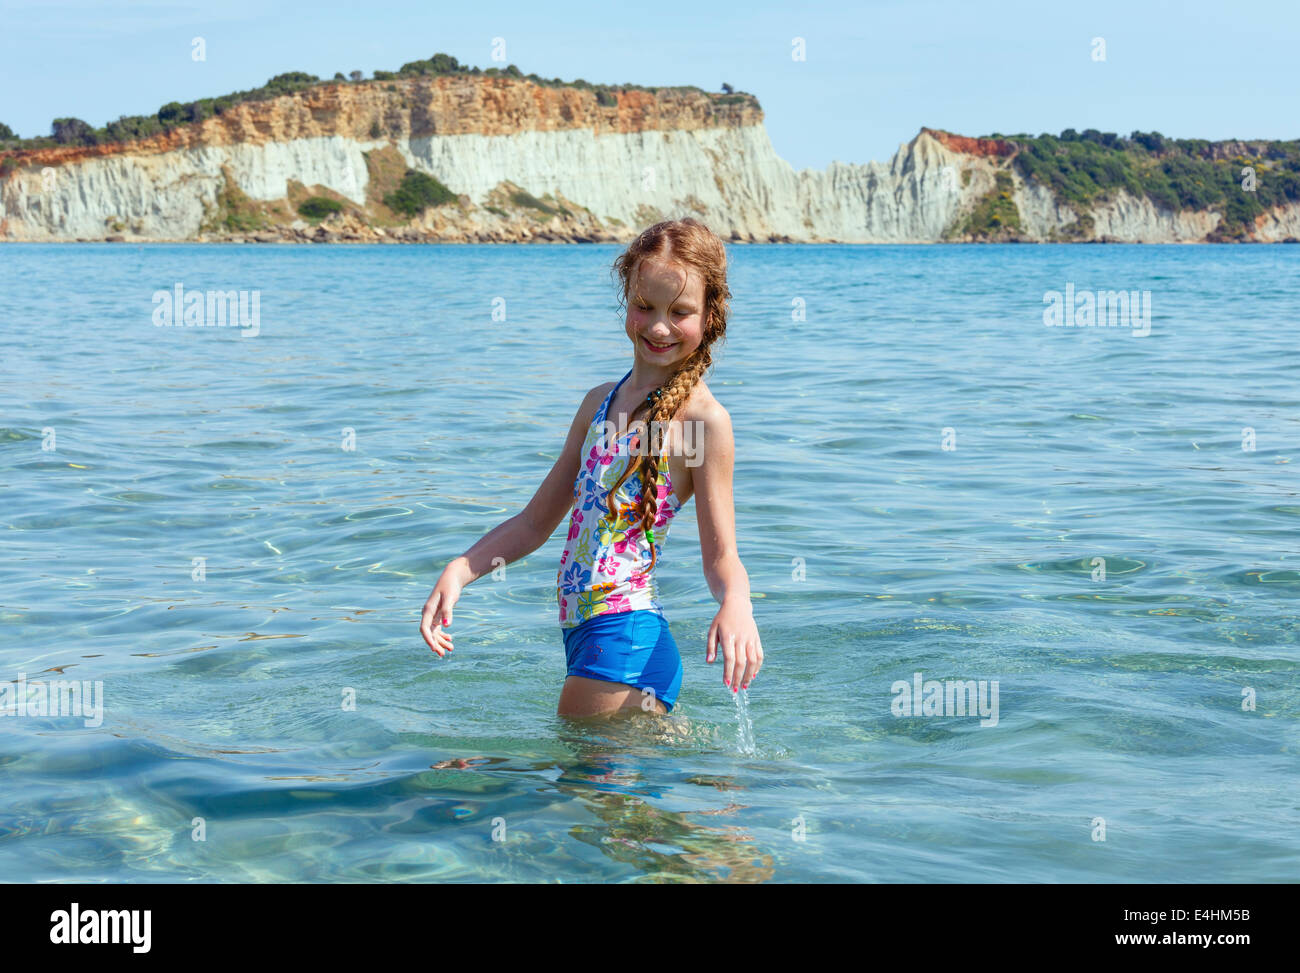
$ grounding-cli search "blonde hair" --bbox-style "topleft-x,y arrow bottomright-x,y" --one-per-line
606,218 -> 731,571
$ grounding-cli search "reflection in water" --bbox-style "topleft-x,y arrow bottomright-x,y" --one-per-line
423,711 -> 778,882
552,713 -> 776,883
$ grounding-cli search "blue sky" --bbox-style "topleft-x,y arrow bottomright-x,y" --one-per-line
2,0 -> 1296,169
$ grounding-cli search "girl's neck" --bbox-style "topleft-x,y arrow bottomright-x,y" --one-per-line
627,362 -> 674,397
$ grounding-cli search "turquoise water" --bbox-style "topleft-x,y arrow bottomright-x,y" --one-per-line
1,242 -> 1297,883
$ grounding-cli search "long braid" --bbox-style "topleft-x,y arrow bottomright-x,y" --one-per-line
606,218 -> 731,572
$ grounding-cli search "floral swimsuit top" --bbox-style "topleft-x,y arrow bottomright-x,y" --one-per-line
557,368 -> 684,629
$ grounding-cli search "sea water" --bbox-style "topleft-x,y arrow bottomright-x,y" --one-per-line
1,242 -> 1297,882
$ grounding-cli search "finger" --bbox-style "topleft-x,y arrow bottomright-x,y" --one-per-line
705,619 -> 718,663
419,612 -> 439,655
740,637 -> 760,687
735,641 -> 753,690
749,642 -> 763,684
422,610 -> 453,658
432,626 -> 455,657
723,632 -> 737,689
420,596 -> 440,641
741,644 -> 759,689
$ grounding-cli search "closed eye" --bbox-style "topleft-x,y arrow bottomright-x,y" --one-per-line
636,304 -> 691,315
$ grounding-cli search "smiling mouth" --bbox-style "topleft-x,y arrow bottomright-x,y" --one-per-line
642,337 -> 676,353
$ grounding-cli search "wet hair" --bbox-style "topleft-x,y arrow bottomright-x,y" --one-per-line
606,217 -> 731,570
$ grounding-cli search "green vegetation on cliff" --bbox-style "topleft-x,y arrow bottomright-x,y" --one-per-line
949,170 -> 1022,240
297,196 -> 344,221
0,54 -> 756,154
5,73 -> 326,151
510,189 -> 568,217
383,169 -> 457,217
992,128 -> 1300,239
200,169 -> 272,234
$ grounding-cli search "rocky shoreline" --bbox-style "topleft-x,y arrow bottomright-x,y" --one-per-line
38,209 -> 798,245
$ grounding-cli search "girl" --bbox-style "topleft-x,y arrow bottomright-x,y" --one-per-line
419,218 -> 762,717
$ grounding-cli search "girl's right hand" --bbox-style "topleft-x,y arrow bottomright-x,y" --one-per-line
419,572 -> 463,658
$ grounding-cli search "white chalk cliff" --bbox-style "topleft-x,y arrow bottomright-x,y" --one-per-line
2,76 -> 1296,243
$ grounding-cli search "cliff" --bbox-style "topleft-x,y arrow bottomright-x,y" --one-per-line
2,73 -> 1297,243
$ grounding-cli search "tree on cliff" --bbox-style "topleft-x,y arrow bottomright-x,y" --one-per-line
1130,131 -> 1167,154
52,117 -> 98,145
0,121 -> 14,140
105,114 -> 163,141
396,54 -> 464,77
265,72 -> 320,93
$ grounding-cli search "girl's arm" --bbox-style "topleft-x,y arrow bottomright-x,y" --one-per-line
694,404 -> 764,691
419,383 -> 609,657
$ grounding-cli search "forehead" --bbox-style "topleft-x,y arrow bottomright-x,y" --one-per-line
632,257 -> 705,304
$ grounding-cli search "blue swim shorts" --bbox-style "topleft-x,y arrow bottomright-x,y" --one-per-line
561,609 -> 683,711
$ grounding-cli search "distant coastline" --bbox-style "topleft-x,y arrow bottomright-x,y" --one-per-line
3,54 -> 1298,244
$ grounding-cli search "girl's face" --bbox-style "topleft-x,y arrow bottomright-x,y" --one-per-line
625,257 -> 708,369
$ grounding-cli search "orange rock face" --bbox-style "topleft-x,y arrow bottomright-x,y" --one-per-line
1,76 -> 763,166
920,127 -> 1016,158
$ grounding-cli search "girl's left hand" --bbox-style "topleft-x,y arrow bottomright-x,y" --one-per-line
706,601 -> 763,692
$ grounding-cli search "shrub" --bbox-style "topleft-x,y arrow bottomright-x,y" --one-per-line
510,189 -> 558,214
297,196 -> 344,220
1130,130 -> 1166,154
952,170 -> 1022,239
396,54 -> 464,77
384,169 -> 456,216
264,72 -> 319,93
157,102 -> 186,127
104,114 -> 163,142
51,117 -> 98,145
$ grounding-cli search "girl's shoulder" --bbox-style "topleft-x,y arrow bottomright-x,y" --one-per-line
678,377 -> 728,427
586,378 -> 620,414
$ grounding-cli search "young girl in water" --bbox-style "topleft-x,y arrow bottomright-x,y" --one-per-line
419,218 -> 762,717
